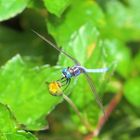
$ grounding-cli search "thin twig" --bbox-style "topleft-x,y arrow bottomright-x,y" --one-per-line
62,94 -> 92,131
84,92 -> 123,140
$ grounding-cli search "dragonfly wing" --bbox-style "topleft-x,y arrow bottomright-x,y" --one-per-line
32,30 -> 80,65
83,72 -> 105,115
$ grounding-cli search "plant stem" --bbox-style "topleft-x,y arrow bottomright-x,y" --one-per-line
84,92 -> 123,140
62,94 -> 92,131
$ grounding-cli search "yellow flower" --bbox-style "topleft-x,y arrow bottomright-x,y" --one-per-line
48,81 -> 62,96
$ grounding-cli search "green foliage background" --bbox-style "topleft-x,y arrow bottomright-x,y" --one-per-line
0,0 -> 140,140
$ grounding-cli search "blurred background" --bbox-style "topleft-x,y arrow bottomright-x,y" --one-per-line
0,0 -> 140,140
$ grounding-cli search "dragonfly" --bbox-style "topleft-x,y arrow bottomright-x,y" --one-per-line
32,30 -> 108,115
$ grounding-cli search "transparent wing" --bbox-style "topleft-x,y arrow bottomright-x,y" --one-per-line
83,72 -> 105,115
32,30 -> 80,65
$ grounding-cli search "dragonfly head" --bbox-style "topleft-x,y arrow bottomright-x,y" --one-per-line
62,68 -> 72,79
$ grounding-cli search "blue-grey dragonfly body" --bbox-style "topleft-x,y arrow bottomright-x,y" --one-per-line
62,66 -> 108,79
33,30 -> 108,115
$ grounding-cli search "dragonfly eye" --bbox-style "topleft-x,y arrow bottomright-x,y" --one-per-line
62,68 -> 67,73
65,72 -> 71,79
62,68 -> 71,78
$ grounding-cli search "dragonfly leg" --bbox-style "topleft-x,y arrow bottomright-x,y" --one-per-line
62,78 -> 71,91
57,76 -> 65,82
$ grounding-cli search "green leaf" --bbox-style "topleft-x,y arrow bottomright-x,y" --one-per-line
0,103 -> 17,133
0,54 -> 65,130
58,22 -> 100,66
103,0 -> 140,41
124,77 -> 140,107
43,0 -> 71,17
4,131 -> 37,140
103,39 -> 131,78
47,0 -> 104,46
0,103 -> 37,140
0,0 -> 29,21
0,26 -> 56,66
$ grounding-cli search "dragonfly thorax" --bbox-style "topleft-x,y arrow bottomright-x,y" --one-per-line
62,66 -> 83,79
